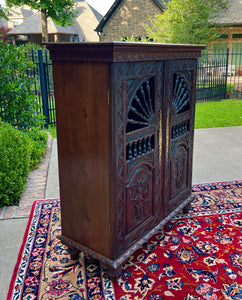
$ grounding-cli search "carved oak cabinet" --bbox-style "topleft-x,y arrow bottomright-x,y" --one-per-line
47,42 -> 204,277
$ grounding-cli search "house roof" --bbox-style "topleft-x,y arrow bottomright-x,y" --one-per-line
0,18 -> 8,27
0,6 -> 33,29
8,12 -> 77,35
7,6 -> 34,20
96,0 -> 167,33
8,0 -> 103,41
216,0 -> 242,26
74,1 -> 103,41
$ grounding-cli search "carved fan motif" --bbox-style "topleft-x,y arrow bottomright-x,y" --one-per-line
172,74 -> 190,115
126,77 -> 155,133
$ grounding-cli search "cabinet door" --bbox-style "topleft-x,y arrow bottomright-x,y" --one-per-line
163,59 -> 197,216
110,61 -> 164,258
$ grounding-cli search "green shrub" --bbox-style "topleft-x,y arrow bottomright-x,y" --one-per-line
226,83 -> 236,94
47,126 -> 57,139
0,43 -> 49,206
0,42 -> 44,130
0,121 -> 31,207
27,128 -> 48,169
0,122 -> 48,207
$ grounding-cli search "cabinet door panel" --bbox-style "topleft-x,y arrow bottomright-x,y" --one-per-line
170,144 -> 188,199
126,166 -> 154,235
164,60 -> 197,216
111,61 -> 164,257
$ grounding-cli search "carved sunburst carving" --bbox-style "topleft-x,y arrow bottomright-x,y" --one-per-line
172,74 -> 190,115
126,77 -> 155,133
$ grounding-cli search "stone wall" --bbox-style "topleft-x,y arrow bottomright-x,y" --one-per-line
99,0 -> 162,41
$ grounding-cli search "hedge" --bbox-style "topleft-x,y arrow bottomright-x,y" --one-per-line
0,121 -> 31,207
0,43 -> 48,207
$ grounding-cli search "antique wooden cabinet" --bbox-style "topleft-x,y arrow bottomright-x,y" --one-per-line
47,42 -> 205,277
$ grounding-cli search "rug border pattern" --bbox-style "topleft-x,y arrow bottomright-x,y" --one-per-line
7,180 -> 242,300
7,199 -> 60,300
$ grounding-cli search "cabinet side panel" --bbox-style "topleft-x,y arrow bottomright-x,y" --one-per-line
53,62 -> 111,257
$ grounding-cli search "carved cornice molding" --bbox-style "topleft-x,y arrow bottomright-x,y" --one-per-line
45,42 -> 206,63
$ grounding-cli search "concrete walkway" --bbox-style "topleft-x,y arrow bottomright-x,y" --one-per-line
1,126 -> 242,299
45,138 -> 60,199
193,126 -> 242,183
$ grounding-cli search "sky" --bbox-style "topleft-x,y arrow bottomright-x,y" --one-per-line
0,0 -> 115,16
86,0 -> 114,15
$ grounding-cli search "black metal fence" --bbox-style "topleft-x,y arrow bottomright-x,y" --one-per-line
23,47 -> 242,126
197,48 -> 242,101
26,48 -> 56,127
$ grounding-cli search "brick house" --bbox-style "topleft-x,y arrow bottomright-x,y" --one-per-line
96,0 -> 167,41
96,0 -> 242,58
211,0 -> 242,61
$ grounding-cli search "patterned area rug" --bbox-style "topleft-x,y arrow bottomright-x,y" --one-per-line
8,181 -> 242,300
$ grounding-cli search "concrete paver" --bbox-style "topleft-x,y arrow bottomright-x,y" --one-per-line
0,218 -> 28,300
193,126 -> 242,183
45,139 -> 60,199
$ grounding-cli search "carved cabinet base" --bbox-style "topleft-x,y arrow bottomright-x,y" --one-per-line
47,42 -> 204,278
59,194 -> 195,278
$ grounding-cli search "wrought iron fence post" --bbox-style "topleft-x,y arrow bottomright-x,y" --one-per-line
38,48 -> 49,128
224,48 -> 229,98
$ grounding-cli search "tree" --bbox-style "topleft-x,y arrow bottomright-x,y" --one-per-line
0,4 -> 8,20
6,0 -> 77,42
0,26 -> 11,43
146,0 -> 229,44
0,4 -> 10,43
0,43 -> 44,130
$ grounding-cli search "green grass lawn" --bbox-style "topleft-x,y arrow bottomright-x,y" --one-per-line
46,99 -> 242,135
46,126 -> 57,138
195,99 -> 242,129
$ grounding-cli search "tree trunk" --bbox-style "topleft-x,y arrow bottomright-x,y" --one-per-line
41,9 -> 48,43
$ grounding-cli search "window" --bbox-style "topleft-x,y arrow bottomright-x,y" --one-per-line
213,42 -> 228,53
231,42 -> 242,65
212,43 -> 228,64
219,34 -> 228,39
13,21 -> 20,27
72,35 -> 79,42
232,34 -> 242,39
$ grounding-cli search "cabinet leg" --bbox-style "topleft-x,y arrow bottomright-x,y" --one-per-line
67,247 -> 80,260
182,202 -> 191,214
102,266 -> 122,280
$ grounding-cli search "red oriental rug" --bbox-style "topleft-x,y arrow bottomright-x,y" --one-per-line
8,181 -> 242,300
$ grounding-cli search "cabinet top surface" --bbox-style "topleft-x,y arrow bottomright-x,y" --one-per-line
45,41 -> 206,63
